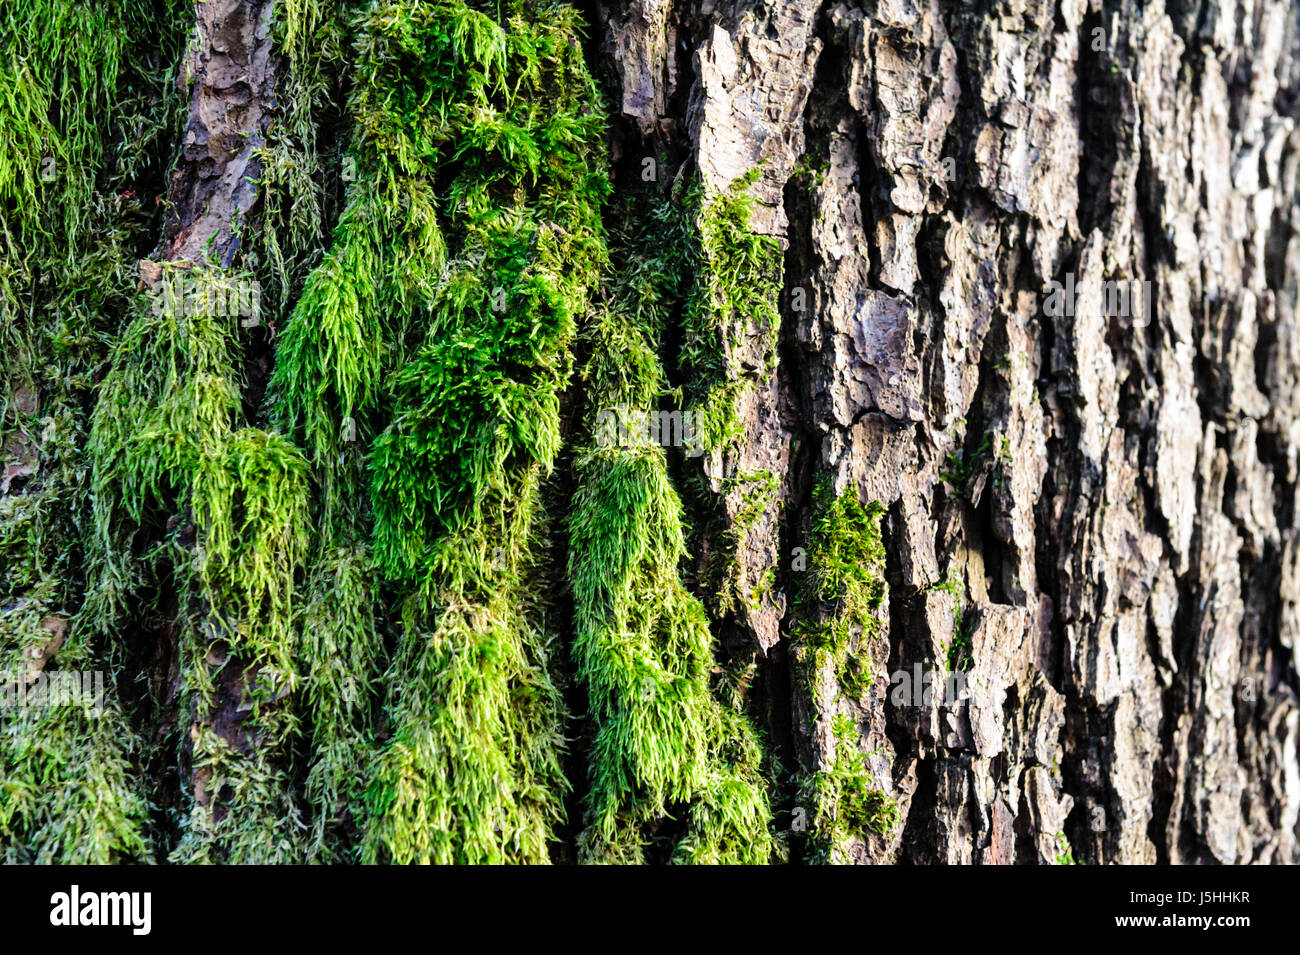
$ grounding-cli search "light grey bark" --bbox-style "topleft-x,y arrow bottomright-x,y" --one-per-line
600,0 -> 1300,863
159,0 -> 277,265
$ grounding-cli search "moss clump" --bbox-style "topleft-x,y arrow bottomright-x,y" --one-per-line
87,267 -> 312,863
1054,831 -> 1077,865
273,0 -> 609,863
247,0 -> 355,327
0,577 -> 153,864
1,0 -> 190,863
0,0 -> 136,251
790,486 -> 897,863
680,169 -> 783,456
796,713 -> 899,864
792,482 -> 887,699
299,545 -> 382,861
569,189 -> 772,864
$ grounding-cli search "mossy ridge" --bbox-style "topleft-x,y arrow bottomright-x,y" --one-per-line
791,482 -> 899,862
0,0 -> 132,254
297,544 -> 382,861
567,188 -> 772,865
361,465 -> 567,864
246,0 -> 387,862
796,713 -> 901,864
273,0 -> 608,863
680,168 -> 783,457
1,0 -> 190,863
250,0 -> 358,329
86,265 -> 313,862
674,172 -> 788,635
792,481 -> 887,697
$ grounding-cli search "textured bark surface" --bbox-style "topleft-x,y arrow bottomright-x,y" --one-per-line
599,0 -> 1300,864
6,0 -> 1300,866
160,0 -> 277,264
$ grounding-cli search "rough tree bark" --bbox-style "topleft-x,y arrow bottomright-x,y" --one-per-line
599,0 -> 1300,864
3,0 -> 1299,865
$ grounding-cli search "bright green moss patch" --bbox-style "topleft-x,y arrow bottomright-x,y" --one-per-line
87,268 -> 312,862
0,577 -> 153,863
568,188 -> 773,864
299,545 -> 382,861
790,486 -> 897,863
87,268 -> 245,621
360,463 -> 569,864
273,0 -> 610,863
0,0 -> 135,251
797,713 -> 900,863
1,0 -> 190,863
681,169 -> 783,456
792,482 -> 887,700
1054,831 -> 1077,865
190,427 -> 310,679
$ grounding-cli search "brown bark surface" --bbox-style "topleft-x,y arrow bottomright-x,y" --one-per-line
600,0 -> 1300,864
159,0 -> 277,265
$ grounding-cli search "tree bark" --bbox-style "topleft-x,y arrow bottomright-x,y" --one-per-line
4,0 -> 1300,865
599,0 -> 1300,864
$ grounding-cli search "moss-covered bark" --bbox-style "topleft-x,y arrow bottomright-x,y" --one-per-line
5,0 -> 1300,865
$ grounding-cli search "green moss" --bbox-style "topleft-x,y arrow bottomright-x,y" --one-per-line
86,267 -> 244,620
797,713 -> 900,864
299,545 -> 382,861
1054,831 -> 1077,865
190,427 -> 310,679
86,267 -> 313,863
714,467 -> 779,617
360,466 -> 569,864
270,0 -> 610,863
248,1 -> 354,326
0,1 -> 134,252
567,187 -> 773,864
792,482 -> 887,700
1,0 -> 191,863
930,575 -> 972,672
681,169 -> 783,456
0,577 -> 153,863
788,486 -> 896,863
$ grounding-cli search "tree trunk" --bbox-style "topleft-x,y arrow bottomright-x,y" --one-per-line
2,0 -> 1299,864
599,0 -> 1300,865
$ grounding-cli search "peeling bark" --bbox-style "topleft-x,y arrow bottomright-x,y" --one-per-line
159,0 -> 277,265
